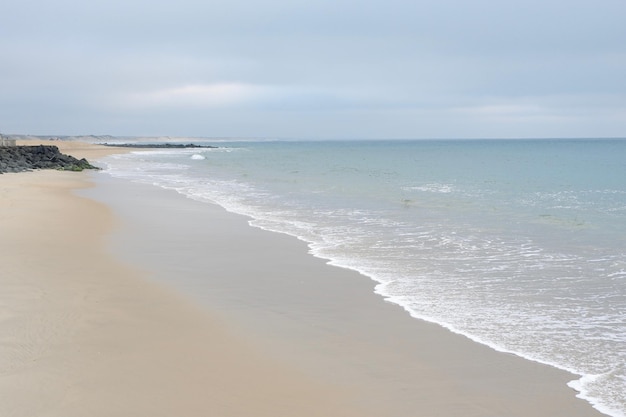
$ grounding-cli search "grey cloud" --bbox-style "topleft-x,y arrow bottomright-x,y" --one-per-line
1,0 -> 625,138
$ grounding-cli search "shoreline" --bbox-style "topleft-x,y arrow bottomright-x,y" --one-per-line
1,141 -> 608,416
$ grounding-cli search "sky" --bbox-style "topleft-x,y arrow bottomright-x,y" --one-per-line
1,0 -> 625,139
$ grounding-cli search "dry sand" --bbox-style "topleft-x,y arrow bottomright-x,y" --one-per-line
0,141 -> 607,416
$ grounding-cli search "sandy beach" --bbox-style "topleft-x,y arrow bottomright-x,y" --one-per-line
0,141 -> 606,417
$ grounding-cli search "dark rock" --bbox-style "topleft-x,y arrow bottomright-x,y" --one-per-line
0,145 -> 100,174
99,143 -> 217,149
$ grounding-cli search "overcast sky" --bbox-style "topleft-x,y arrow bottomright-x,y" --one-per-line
1,0 -> 625,139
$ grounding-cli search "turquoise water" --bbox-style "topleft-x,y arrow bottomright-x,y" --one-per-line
101,139 -> 626,416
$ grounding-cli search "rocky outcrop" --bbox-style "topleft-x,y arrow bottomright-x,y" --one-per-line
0,145 -> 99,174
100,143 -> 217,149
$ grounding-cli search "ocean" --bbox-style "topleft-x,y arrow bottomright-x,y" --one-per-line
100,138 -> 626,417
